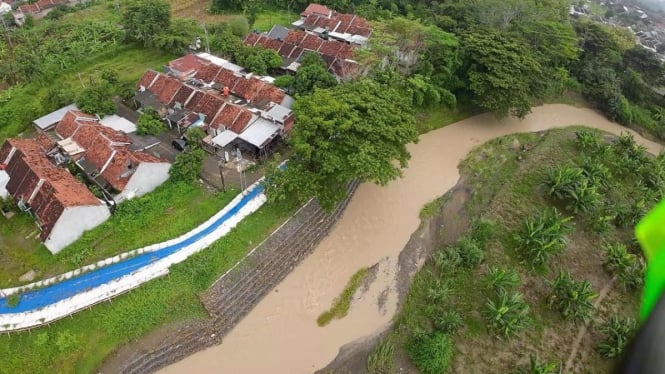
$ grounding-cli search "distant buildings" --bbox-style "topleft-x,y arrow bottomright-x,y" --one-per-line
243,3 -> 372,80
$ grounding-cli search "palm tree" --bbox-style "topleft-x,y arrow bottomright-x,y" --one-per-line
514,355 -> 561,374
597,316 -> 637,358
484,289 -> 530,338
486,267 -> 520,293
547,271 -> 597,322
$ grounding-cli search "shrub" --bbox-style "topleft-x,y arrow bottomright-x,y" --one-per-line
426,278 -> 452,305
407,332 -> 453,374
514,355 -> 561,374
515,208 -> 574,267
432,249 -> 462,273
169,148 -> 206,182
546,166 -> 601,213
597,316 -> 637,358
581,158 -> 611,189
455,236 -> 484,268
588,204 -> 616,234
366,340 -> 394,374
136,108 -> 165,135
547,271 -> 597,322
575,129 -> 603,154
487,267 -> 520,293
484,289 -> 530,339
470,218 -> 495,247
433,310 -> 463,334
603,243 -> 645,291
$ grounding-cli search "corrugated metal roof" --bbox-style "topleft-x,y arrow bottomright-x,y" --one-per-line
238,119 -> 280,148
211,130 -> 239,147
33,104 -> 79,130
99,115 -> 137,134
197,53 -> 245,73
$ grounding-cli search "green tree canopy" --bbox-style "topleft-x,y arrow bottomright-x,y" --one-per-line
265,80 -> 418,210
122,0 -> 171,47
462,30 -> 543,118
291,53 -> 338,96
169,148 -> 206,182
153,18 -> 201,54
76,83 -> 115,116
136,108 -> 164,135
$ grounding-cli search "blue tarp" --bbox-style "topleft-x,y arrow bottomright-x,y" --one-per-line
0,183 -> 264,314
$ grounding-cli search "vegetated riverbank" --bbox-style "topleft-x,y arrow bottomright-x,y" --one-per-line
323,127 -> 660,373
160,104 -> 661,374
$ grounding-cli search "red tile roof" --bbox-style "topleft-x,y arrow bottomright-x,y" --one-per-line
0,139 -> 101,240
234,77 -> 265,102
318,39 -> 343,57
301,3 -> 333,17
244,33 -> 261,46
194,64 -> 222,83
209,103 -> 242,130
229,111 -> 254,133
19,3 -> 40,13
184,91 -> 205,111
168,54 -> 209,76
148,74 -> 182,104
190,93 -> 226,122
216,69 -> 240,91
137,70 -> 159,90
55,110 -> 99,139
170,84 -> 195,106
278,43 -> 297,57
36,133 -> 55,150
300,33 -> 324,51
285,30 -> 307,45
254,85 -> 286,105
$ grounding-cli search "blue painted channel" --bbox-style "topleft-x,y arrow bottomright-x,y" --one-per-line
0,183 -> 264,314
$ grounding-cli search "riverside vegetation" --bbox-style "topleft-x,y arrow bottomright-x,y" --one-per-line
368,127 -> 661,373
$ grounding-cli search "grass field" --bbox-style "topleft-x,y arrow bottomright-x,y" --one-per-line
0,199 -> 293,374
370,127 -> 650,373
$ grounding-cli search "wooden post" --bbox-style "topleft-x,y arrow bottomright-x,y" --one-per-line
218,160 -> 226,192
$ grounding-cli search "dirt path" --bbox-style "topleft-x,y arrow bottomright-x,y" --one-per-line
564,277 -> 617,372
160,104 -> 662,374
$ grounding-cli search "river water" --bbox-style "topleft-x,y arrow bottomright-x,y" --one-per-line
160,104 -> 662,374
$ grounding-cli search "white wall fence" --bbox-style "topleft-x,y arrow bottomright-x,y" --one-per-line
0,180 -> 267,332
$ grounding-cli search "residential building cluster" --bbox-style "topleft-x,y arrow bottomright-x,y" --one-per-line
0,109 -> 170,253
243,3 -> 372,79
134,53 -> 295,158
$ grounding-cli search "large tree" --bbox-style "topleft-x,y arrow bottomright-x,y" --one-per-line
122,0 -> 171,48
462,30 -> 543,118
265,80 -> 418,210
290,53 -> 337,96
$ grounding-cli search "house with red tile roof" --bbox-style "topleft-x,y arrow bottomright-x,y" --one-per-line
53,110 -> 171,201
0,139 -> 110,254
292,3 -> 372,44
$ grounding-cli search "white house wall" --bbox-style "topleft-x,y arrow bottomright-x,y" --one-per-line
116,162 -> 171,202
44,205 -> 111,254
0,170 -> 9,199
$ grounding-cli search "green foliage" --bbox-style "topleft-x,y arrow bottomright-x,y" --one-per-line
546,165 -> 601,214
55,330 -> 78,353
290,53 -> 338,96
169,148 -> 206,183
420,198 -> 442,219
603,243 -> 645,291
515,208 -> 573,267
432,248 -> 462,273
547,271 -> 597,322
463,29 -> 543,118
454,236 -> 484,268
432,310 -> 463,334
136,108 -> 164,135
575,129 -> 603,153
123,0 -> 170,47
487,267 -> 520,294
514,355 -> 561,374
274,75 -> 294,90
484,289 -> 530,338
317,267 -> 369,326
6,293 -> 20,308
153,18 -> 201,54
76,83 -> 115,115
596,316 -> 637,359
366,340 -> 395,374
407,332 -> 453,374
186,127 -> 206,147
235,46 -> 282,75
228,17 -> 250,37
265,80 -> 418,211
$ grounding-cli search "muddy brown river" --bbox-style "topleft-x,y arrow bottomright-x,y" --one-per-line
160,104 -> 662,374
